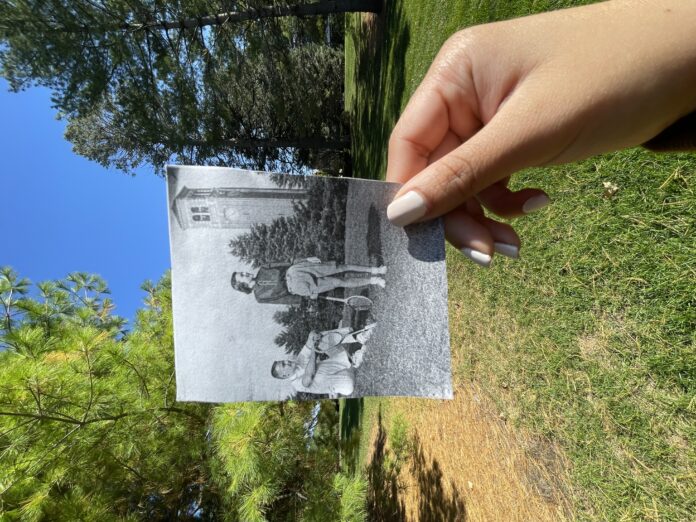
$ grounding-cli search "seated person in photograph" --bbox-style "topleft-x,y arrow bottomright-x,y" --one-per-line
231,258 -> 387,303
271,324 -> 377,398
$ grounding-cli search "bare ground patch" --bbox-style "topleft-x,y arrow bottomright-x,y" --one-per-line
365,384 -> 574,522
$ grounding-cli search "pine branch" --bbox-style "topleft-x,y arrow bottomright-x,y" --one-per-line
0,407 -> 205,426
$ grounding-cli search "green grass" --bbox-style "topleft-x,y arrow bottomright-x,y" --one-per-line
345,1 -> 696,520
340,397 -> 383,476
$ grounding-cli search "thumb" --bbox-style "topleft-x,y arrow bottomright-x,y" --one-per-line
386,94 -> 542,226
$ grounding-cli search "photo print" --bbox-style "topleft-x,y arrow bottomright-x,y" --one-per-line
167,165 -> 452,402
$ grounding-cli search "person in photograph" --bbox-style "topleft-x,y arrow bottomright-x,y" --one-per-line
231,258 -> 387,304
271,323 -> 377,397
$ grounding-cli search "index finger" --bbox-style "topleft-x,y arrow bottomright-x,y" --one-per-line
386,85 -> 448,184
386,70 -> 481,184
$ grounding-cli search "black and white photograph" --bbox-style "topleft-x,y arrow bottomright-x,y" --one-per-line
167,165 -> 451,402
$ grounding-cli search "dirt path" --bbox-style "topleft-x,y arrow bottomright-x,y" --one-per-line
365,382 -> 573,522
360,317 -> 576,522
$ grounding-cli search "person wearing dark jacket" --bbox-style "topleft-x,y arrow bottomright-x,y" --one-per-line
231,262 -> 301,305
231,258 -> 386,304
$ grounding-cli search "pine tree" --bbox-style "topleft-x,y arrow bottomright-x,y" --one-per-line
0,1 -> 377,174
0,271 -> 215,520
229,176 -> 347,267
273,300 -> 344,355
0,268 -> 357,520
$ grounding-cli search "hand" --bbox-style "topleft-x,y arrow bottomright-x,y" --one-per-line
308,331 -> 322,347
386,0 -> 696,266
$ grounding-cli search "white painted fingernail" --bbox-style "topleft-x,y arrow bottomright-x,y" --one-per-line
494,242 -> 519,259
387,191 -> 427,226
461,248 -> 492,267
522,194 -> 551,214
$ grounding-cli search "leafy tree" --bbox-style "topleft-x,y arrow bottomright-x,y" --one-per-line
0,267 -> 30,333
0,269 -> 359,520
63,41 -> 348,174
0,271 -> 216,520
0,1 -> 379,174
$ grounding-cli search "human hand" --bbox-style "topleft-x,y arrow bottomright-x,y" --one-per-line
386,0 -> 696,266
308,330 -> 322,347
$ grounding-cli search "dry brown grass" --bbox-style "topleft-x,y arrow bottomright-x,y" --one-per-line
361,257 -> 575,521
356,10 -> 383,59
366,381 -> 573,522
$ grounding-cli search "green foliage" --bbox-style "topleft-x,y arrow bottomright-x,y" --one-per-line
213,400 -> 318,519
386,415 -> 411,473
331,473 -> 367,522
212,400 -> 350,521
0,271 -> 216,520
230,175 -> 348,267
0,1 -> 349,175
0,270 -> 367,520
0,266 -> 30,333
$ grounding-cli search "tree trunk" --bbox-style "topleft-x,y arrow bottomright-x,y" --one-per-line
9,1 -> 382,35
136,0 -> 382,32
182,135 -> 351,150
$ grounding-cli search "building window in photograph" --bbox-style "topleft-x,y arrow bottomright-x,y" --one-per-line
191,206 -> 211,223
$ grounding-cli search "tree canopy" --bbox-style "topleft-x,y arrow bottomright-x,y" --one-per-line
0,268 -> 364,520
0,1 -> 371,174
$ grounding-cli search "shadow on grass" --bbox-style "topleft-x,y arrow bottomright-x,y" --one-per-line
410,433 -> 467,522
340,397 -> 364,474
366,409 -> 408,521
349,1 -> 410,179
366,410 -> 467,521
367,204 -> 383,262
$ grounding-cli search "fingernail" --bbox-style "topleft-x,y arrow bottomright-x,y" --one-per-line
461,247 -> 492,267
522,194 -> 551,214
494,242 -> 519,259
387,191 -> 427,226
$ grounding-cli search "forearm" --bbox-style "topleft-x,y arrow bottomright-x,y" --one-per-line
590,0 -> 696,120
302,352 -> 317,387
589,0 -> 696,150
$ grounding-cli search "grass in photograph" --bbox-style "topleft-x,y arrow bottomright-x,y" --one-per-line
345,1 -> 696,521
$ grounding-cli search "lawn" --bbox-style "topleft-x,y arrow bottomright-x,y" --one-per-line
344,1 -> 696,521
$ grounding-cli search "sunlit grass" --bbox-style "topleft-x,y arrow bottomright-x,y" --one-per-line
346,1 -> 696,520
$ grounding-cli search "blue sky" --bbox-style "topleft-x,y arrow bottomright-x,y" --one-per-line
0,78 -> 171,325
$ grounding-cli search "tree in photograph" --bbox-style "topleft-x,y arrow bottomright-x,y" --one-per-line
273,299 -> 344,355
229,176 -> 348,267
229,176 -> 349,355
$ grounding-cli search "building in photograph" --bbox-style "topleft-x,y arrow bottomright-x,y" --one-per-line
171,186 -> 308,229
